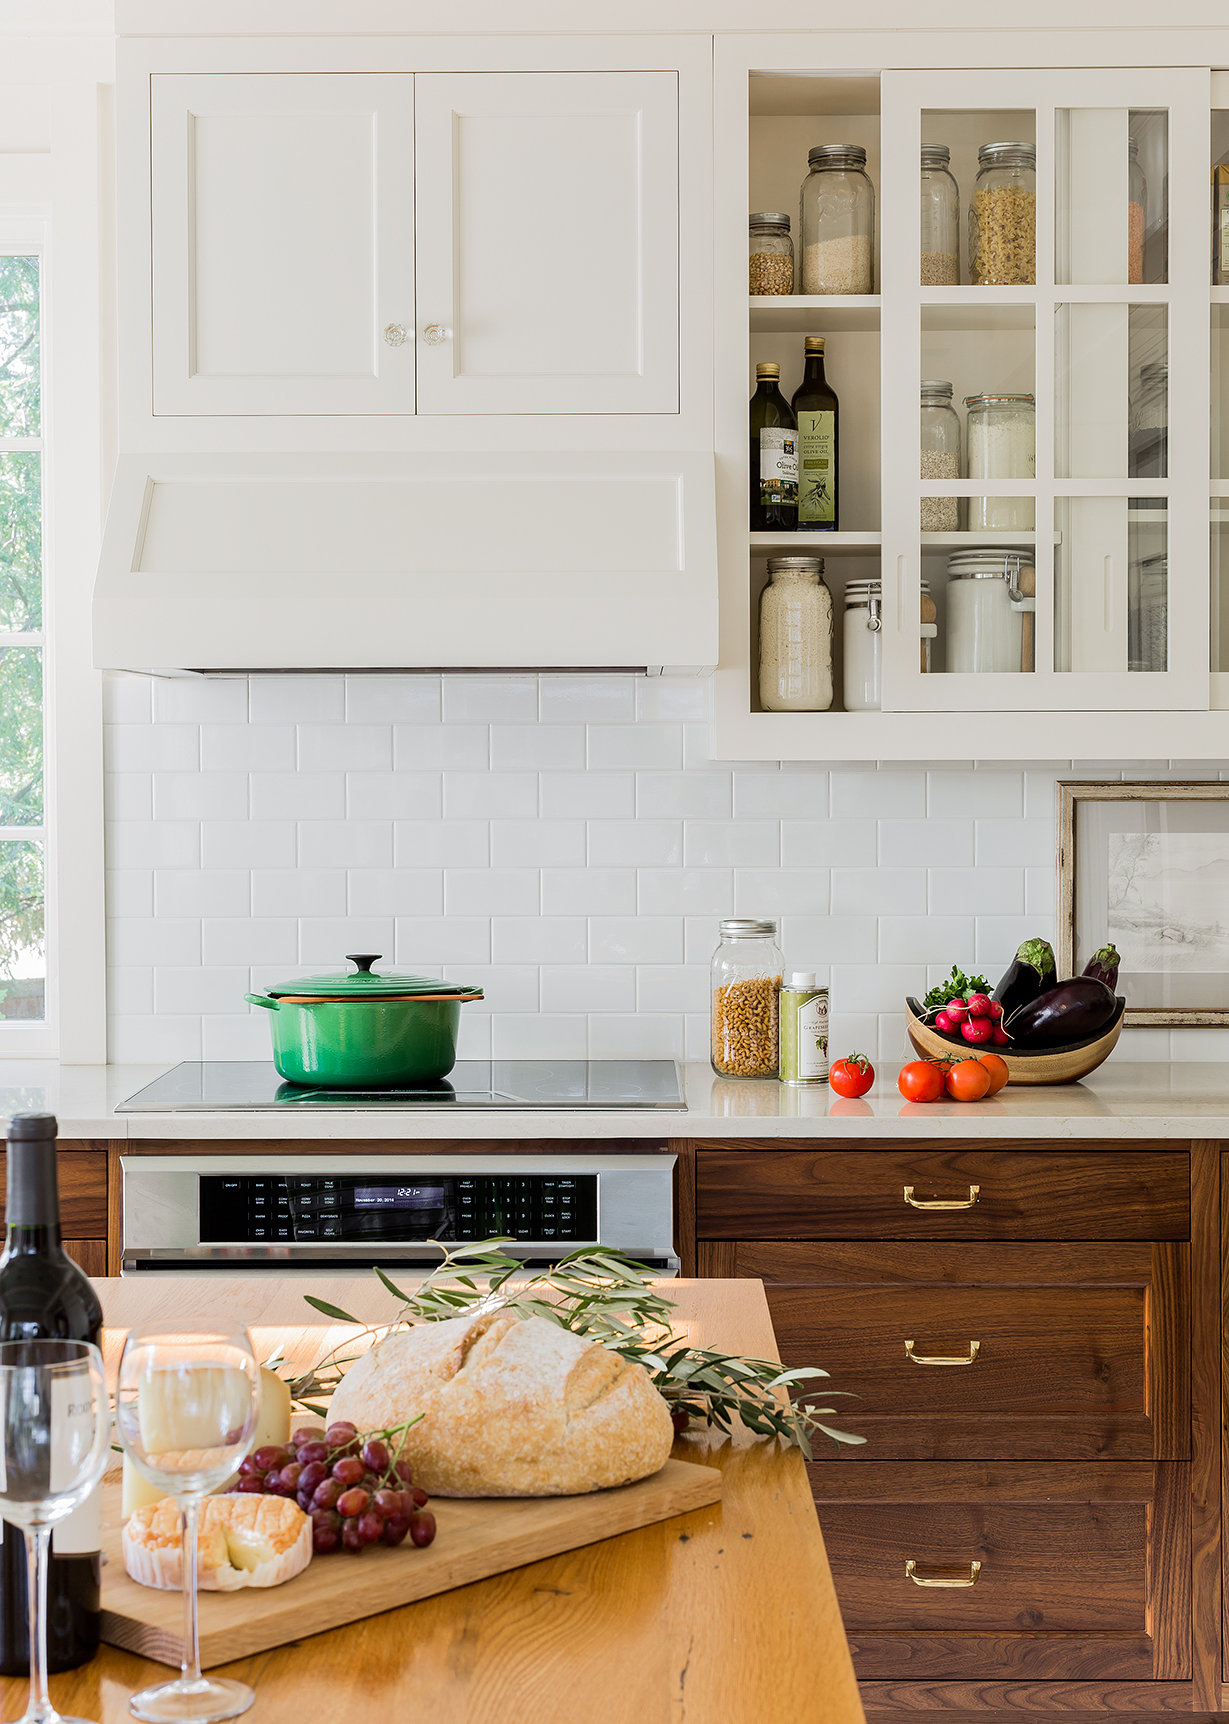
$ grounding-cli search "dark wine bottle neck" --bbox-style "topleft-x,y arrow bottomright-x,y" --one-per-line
801,358 -> 828,388
4,1141 -> 61,1243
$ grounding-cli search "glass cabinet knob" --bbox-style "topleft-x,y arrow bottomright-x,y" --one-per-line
383,324 -> 410,347
422,323 -> 453,347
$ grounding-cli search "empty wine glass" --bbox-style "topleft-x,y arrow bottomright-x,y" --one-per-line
115,1323 -> 259,1724
0,1338 -> 110,1724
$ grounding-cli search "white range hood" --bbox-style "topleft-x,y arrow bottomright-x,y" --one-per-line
92,450 -> 718,675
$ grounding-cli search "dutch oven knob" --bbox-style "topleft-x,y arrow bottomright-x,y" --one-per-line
346,954 -> 382,973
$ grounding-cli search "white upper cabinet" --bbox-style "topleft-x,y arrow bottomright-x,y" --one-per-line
413,72 -> 679,415
149,67 -> 680,418
150,74 -> 415,416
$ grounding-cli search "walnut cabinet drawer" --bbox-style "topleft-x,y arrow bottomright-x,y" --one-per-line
0,1150 -> 107,1237
695,1147 -> 1189,1239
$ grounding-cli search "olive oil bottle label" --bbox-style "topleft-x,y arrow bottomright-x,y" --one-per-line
797,410 -> 836,525
779,986 -> 829,1083
759,428 -> 798,506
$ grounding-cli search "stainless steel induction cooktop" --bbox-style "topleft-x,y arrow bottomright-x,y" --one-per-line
116,1060 -> 687,1113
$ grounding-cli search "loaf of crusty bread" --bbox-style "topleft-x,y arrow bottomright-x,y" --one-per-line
328,1311 -> 675,1497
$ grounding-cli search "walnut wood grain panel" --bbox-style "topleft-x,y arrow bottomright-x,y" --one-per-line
107,1143 -> 123,1277
0,1150 -> 107,1235
1146,1243 -> 1190,1469
63,1239 -> 106,1278
808,1462 -> 1157,1504
1147,1460 -> 1192,1678
672,1139 -> 695,1277
859,1683 -> 1198,1712
695,1149 -> 1189,1240
721,1240 -> 1156,1284
122,1138 -> 667,1158
849,1634 -> 1156,1681
821,1500 -> 1146,1633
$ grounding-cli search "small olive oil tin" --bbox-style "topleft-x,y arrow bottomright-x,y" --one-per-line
779,971 -> 829,1085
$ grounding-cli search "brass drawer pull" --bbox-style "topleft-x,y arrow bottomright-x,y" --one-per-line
906,1560 -> 982,1588
904,1339 -> 981,1366
904,1184 -> 980,1210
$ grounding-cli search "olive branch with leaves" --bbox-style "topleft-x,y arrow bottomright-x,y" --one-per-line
274,1239 -> 864,1460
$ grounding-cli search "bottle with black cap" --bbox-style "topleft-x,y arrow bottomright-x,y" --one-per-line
0,1113 -> 102,1674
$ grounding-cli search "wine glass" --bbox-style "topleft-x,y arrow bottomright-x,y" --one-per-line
0,1338 -> 110,1724
115,1324 -> 259,1724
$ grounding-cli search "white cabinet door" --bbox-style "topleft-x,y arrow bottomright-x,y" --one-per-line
414,72 -> 678,415
150,74 -> 415,416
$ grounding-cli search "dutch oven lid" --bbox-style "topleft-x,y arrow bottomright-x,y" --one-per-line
266,954 -> 482,999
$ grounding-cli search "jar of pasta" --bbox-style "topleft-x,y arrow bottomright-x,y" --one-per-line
711,919 -> 784,1078
968,142 -> 1036,285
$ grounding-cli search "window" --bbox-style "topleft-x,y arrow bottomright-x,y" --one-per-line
0,254 -> 45,1022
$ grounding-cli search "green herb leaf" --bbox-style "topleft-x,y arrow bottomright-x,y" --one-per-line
922,963 -> 991,1013
303,1295 -> 360,1323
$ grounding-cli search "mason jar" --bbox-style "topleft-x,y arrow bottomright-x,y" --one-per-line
945,548 -> 1033,673
1128,138 -> 1147,285
968,141 -> 1036,285
799,144 -> 875,295
711,919 -> 784,1079
965,392 -> 1035,531
921,379 -> 961,531
1129,359 -> 1167,478
759,556 -> 834,712
921,144 -> 960,284
749,211 -> 794,296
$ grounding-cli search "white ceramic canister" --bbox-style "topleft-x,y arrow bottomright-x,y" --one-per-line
944,548 -> 1032,674
843,580 -> 934,710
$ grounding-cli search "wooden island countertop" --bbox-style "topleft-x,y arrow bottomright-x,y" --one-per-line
3,1275 -> 864,1724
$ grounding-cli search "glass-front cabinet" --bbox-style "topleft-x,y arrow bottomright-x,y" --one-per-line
715,45 -> 1226,756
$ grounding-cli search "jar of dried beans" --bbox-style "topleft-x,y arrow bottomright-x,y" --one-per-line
799,144 -> 875,295
921,379 -> 961,532
969,142 -> 1036,286
749,212 -> 794,295
920,144 -> 959,285
711,919 -> 784,1079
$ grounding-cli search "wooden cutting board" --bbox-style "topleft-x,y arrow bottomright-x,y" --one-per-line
99,1460 -> 722,1669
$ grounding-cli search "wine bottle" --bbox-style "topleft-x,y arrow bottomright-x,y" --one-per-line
791,335 -> 840,531
749,361 -> 798,531
0,1113 -> 102,1675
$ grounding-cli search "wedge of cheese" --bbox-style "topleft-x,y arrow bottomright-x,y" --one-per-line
122,1494 -> 311,1592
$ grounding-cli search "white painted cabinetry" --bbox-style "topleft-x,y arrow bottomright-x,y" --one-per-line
150,67 -> 679,417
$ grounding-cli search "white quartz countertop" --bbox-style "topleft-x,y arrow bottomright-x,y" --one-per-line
4,1059 -> 1229,1140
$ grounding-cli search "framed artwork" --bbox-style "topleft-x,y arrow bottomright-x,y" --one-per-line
1057,781 -> 1229,1026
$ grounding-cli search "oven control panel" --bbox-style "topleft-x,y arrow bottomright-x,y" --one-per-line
198,1173 -> 598,1246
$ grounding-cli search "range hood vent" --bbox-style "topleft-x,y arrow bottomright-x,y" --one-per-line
93,451 -> 718,675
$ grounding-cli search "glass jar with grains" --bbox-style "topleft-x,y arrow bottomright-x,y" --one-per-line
921,379 -> 961,532
759,556 -> 834,712
969,142 -> 1036,285
799,144 -> 875,295
749,212 -> 795,296
711,919 -> 784,1078
920,144 -> 960,285
965,392 -> 1035,531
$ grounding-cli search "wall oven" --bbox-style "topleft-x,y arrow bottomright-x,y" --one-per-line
120,1154 -> 679,1276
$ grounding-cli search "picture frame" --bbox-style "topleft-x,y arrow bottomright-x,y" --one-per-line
1057,781 -> 1229,1026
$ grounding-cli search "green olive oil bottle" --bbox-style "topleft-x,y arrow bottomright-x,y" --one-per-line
749,362 -> 798,531
791,336 -> 840,531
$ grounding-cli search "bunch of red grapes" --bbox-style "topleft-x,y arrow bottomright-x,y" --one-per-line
231,1419 -> 437,1556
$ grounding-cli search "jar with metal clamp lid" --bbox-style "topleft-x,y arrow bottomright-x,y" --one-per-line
945,548 -> 1035,673
843,579 -> 935,709
966,392 -> 1035,531
759,556 -> 833,711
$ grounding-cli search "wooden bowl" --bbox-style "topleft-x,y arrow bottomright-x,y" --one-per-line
903,996 -> 1126,1086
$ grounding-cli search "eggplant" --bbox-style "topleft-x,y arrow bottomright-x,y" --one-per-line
1083,943 -> 1121,990
992,937 -> 1057,1020
1004,976 -> 1116,1046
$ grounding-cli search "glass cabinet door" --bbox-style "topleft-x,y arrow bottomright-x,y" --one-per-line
878,68 -> 1209,713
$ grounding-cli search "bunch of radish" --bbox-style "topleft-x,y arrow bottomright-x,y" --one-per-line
933,992 -> 1010,1047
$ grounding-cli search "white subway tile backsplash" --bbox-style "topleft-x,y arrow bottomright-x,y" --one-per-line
587,724 -> 682,771
249,676 -> 345,725
345,676 -> 440,725
587,820 -> 682,868
684,821 -> 777,868
491,820 -> 586,868
298,725 -> 393,773
105,672 -> 1229,1063
490,726 -> 585,772
201,725 -> 296,772
443,772 -> 538,819
348,870 -> 443,917
298,821 -> 393,869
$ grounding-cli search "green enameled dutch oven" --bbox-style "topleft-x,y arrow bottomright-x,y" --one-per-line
245,954 -> 483,1088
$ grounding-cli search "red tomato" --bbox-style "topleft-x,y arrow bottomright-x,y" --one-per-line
898,1060 -> 945,1103
977,1052 -> 1010,1095
944,1059 -> 992,1103
829,1054 -> 874,1098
